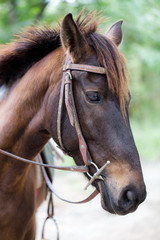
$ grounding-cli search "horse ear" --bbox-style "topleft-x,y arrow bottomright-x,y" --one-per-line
60,13 -> 86,62
106,20 -> 123,46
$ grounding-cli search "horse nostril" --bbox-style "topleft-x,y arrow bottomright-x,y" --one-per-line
119,188 -> 138,212
126,190 -> 136,202
116,186 -> 146,214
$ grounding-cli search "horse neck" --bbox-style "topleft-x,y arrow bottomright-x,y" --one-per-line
0,47 -> 64,164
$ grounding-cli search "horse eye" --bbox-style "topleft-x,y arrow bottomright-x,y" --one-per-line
85,91 -> 102,104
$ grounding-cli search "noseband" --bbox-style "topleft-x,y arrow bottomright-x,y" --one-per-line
57,55 -> 110,190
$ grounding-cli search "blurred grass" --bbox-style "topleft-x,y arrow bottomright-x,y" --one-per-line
131,120 -> 160,162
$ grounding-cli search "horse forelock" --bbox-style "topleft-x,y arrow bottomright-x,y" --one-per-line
87,33 -> 129,115
75,10 -> 129,115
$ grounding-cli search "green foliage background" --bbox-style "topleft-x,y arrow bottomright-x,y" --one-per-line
0,0 -> 159,160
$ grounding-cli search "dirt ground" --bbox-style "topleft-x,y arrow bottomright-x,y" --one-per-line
36,161 -> 160,240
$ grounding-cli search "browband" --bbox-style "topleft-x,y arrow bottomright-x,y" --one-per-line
63,64 -> 106,74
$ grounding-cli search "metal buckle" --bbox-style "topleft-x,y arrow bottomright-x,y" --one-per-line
64,71 -> 72,80
84,161 -> 110,190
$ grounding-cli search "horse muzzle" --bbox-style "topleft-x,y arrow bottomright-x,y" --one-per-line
98,179 -> 146,215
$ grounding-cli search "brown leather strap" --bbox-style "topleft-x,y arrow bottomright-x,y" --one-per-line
64,73 -> 74,126
57,57 -> 106,167
57,68 -> 66,151
63,64 -> 106,74
0,148 -> 88,173
64,72 -> 92,166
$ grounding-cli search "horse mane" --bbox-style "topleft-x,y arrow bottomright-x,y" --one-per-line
0,10 -> 129,113
0,27 -> 61,87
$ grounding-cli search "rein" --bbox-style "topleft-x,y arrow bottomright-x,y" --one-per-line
0,55 -> 110,203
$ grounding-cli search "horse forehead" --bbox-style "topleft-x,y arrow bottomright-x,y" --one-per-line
73,70 -> 107,90
0,85 -> 8,103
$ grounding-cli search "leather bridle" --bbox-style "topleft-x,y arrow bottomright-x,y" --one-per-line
57,57 -> 106,166
0,54 -> 110,203
56,55 -> 110,192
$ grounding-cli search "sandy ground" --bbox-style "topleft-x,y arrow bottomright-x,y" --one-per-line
36,161 -> 160,240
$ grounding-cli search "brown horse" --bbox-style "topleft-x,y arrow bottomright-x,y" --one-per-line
0,10 -> 146,240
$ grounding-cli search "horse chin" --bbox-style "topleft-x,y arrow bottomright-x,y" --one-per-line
98,181 -> 117,214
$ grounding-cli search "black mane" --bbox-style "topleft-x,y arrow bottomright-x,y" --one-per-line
0,27 -> 61,87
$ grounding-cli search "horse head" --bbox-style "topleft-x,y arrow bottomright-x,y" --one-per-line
47,12 -> 146,215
